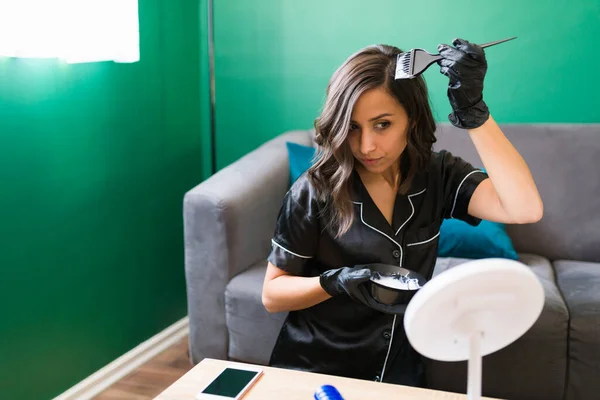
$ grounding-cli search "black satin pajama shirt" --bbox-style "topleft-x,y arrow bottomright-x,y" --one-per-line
266,150 -> 488,386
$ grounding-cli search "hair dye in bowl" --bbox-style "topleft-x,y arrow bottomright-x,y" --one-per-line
372,274 -> 422,290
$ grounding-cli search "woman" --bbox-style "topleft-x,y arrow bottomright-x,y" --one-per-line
261,39 -> 543,387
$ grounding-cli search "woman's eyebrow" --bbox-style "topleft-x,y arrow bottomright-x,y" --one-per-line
350,113 -> 394,124
368,113 -> 393,121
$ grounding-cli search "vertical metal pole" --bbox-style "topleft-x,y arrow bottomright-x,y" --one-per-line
207,0 -> 216,174
467,331 -> 482,400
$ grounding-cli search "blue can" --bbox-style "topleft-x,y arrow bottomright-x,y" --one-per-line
314,384 -> 345,400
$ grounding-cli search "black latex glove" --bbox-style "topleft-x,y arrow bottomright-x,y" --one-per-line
437,38 -> 490,129
320,265 -> 407,315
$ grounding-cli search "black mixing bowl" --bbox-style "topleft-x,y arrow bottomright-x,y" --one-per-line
367,263 -> 428,305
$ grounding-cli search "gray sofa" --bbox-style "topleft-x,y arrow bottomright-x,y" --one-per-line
184,124 -> 600,400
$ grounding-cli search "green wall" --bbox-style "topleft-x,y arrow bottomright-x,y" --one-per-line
0,1 -> 210,398
213,0 -> 600,169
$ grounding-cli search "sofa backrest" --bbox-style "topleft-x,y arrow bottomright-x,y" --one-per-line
434,123 -> 600,263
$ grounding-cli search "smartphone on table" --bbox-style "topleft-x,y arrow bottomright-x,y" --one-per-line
195,365 -> 263,400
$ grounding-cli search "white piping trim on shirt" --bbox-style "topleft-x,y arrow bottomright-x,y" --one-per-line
352,201 -> 403,264
351,188 -> 428,383
351,189 -> 426,382
406,231 -> 440,247
380,314 -> 397,382
271,239 -> 313,259
395,188 -> 427,236
450,170 -> 486,218
352,188 -> 427,267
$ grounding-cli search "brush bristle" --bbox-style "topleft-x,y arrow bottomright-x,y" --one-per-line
394,52 -> 413,79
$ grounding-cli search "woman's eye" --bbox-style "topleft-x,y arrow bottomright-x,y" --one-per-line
375,121 -> 391,129
349,124 -> 359,132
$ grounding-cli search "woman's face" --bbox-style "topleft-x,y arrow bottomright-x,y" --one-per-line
348,87 -> 410,176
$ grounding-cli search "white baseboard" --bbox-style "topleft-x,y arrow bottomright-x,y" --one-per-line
54,316 -> 190,400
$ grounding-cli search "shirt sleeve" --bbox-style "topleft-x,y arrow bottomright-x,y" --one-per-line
439,150 -> 489,226
267,175 -> 320,276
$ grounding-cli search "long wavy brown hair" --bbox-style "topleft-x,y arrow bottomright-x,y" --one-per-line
308,44 -> 437,238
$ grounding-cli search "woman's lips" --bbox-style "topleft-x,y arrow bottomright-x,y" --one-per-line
361,157 -> 382,166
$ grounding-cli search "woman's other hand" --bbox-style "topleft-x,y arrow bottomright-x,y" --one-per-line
320,266 -> 408,315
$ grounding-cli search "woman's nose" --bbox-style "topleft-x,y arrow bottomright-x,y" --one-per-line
360,130 -> 377,155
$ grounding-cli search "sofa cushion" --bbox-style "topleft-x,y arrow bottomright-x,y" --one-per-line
225,260 -> 287,365
427,254 -> 569,400
555,260 -> 600,400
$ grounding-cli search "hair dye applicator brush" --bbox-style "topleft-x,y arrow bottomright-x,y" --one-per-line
395,36 -> 517,79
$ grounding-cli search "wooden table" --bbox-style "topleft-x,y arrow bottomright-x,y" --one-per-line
155,358 -> 499,400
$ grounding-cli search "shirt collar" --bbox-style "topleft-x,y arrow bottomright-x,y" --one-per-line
350,153 -> 427,237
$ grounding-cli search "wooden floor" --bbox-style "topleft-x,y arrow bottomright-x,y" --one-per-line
94,336 -> 193,400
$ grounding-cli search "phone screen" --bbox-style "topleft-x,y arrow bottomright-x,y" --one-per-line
201,368 -> 259,398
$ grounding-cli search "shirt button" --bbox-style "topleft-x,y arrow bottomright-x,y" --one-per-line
392,249 -> 400,258
383,331 -> 391,340
374,375 -> 380,382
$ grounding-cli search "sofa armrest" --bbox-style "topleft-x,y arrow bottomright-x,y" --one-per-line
184,130 -> 312,363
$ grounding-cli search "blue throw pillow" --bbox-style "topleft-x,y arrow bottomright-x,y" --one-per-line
438,218 -> 518,260
438,168 -> 518,260
284,142 -> 518,260
286,142 -> 316,184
